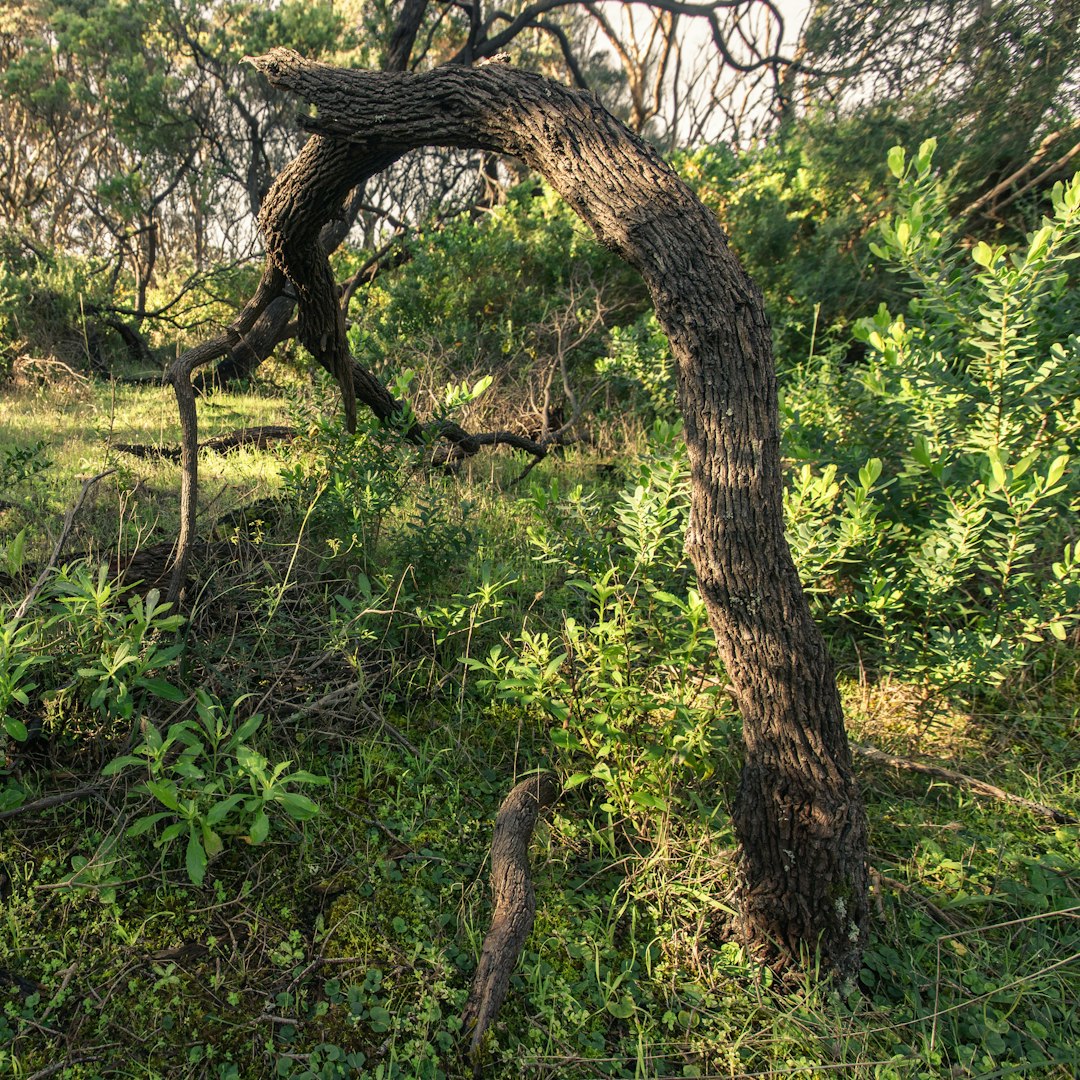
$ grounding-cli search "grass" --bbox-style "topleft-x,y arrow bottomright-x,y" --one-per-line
0,372 -> 287,564
1,378 -> 1078,1079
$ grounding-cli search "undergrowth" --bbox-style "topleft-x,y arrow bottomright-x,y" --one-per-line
0,151 -> 1078,1079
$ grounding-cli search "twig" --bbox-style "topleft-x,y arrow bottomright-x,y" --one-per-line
853,743 -> 1079,824
26,1055 -> 106,1080
0,785 -> 101,821
870,868 -> 964,930
13,470 -> 115,621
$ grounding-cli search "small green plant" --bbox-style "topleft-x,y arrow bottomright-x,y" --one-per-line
0,440 -> 51,507
104,691 -> 328,885
596,312 -> 677,421
1,569 -> 187,741
0,616 -> 47,741
470,423 -> 726,829
281,390 -> 410,569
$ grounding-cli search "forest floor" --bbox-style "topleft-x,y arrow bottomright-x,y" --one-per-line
1,376 -> 1078,1079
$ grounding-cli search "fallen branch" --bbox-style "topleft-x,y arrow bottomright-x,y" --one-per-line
853,743 -> 1079,825
0,785 -> 101,822
462,771 -> 558,1068
115,425 -> 296,461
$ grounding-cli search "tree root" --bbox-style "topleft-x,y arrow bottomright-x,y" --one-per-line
462,771 -> 558,1069
853,743 -> 1079,824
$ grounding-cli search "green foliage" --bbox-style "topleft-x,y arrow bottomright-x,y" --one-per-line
470,422 -> 727,828
104,691 -> 327,885
0,234 -> 113,375
595,311 -> 677,421
281,400 -> 411,572
783,145 -> 1080,689
1,569 -> 185,742
0,439 -> 50,505
347,181 -> 635,417
679,130 -> 895,365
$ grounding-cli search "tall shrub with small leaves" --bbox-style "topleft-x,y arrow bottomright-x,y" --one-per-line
784,142 -> 1080,691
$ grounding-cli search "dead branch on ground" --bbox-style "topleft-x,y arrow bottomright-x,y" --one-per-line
853,743 -> 1079,825
462,771 -> 558,1068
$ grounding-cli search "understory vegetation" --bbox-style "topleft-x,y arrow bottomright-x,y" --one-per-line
3,0 -> 1080,1055
1,127 -> 1078,1077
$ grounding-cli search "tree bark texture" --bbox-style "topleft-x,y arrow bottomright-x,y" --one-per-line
462,772 -> 557,1065
248,49 -> 869,976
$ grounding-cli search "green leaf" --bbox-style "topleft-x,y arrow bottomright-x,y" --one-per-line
101,755 -> 146,776
146,779 -> 180,811
186,830 -> 207,886
126,812 -> 170,837
232,711 -> 264,744
1046,454 -> 1068,489
470,375 -> 493,399
273,792 -> 320,821
285,770 -> 328,786
1049,621 -> 1067,641
3,716 -> 28,741
159,822 -> 186,845
138,677 -> 186,703
915,137 -> 937,175
248,809 -> 270,845
972,241 -> 995,268
368,1005 -> 391,1033
549,729 -> 580,751
987,449 -> 1007,491
887,146 -> 906,179
202,825 -> 223,858
858,458 -> 883,489
605,997 -> 636,1019
911,436 -> 932,469
1026,225 -> 1053,262
206,794 -> 245,825
630,790 -> 668,811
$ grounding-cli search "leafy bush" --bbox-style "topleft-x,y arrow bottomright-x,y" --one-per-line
104,691 -> 327,885
595,311 -> 678,422
0,234 -> 112,376
470,421 -> 727,829
1,568 -> 186,743
783,142 -> 1080,690
280,398 -> 411,571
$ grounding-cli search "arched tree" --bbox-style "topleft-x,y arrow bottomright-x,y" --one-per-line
168,49 -> 870,976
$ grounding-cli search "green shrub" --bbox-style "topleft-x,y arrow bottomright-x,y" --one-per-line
1,567 -> 186,744
783,142 -> 1080,690
469,421 -> 727,829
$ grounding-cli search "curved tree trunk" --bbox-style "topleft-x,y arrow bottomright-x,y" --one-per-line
246,50 -> 869,975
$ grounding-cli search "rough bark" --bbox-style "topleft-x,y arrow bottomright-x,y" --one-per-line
462,772 -> 557,1065
197,0 -> 430,390
247,50 -> 869,976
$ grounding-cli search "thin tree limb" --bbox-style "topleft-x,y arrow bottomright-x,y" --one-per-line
853,743 -> 1079,825
13,469 -> 116,621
